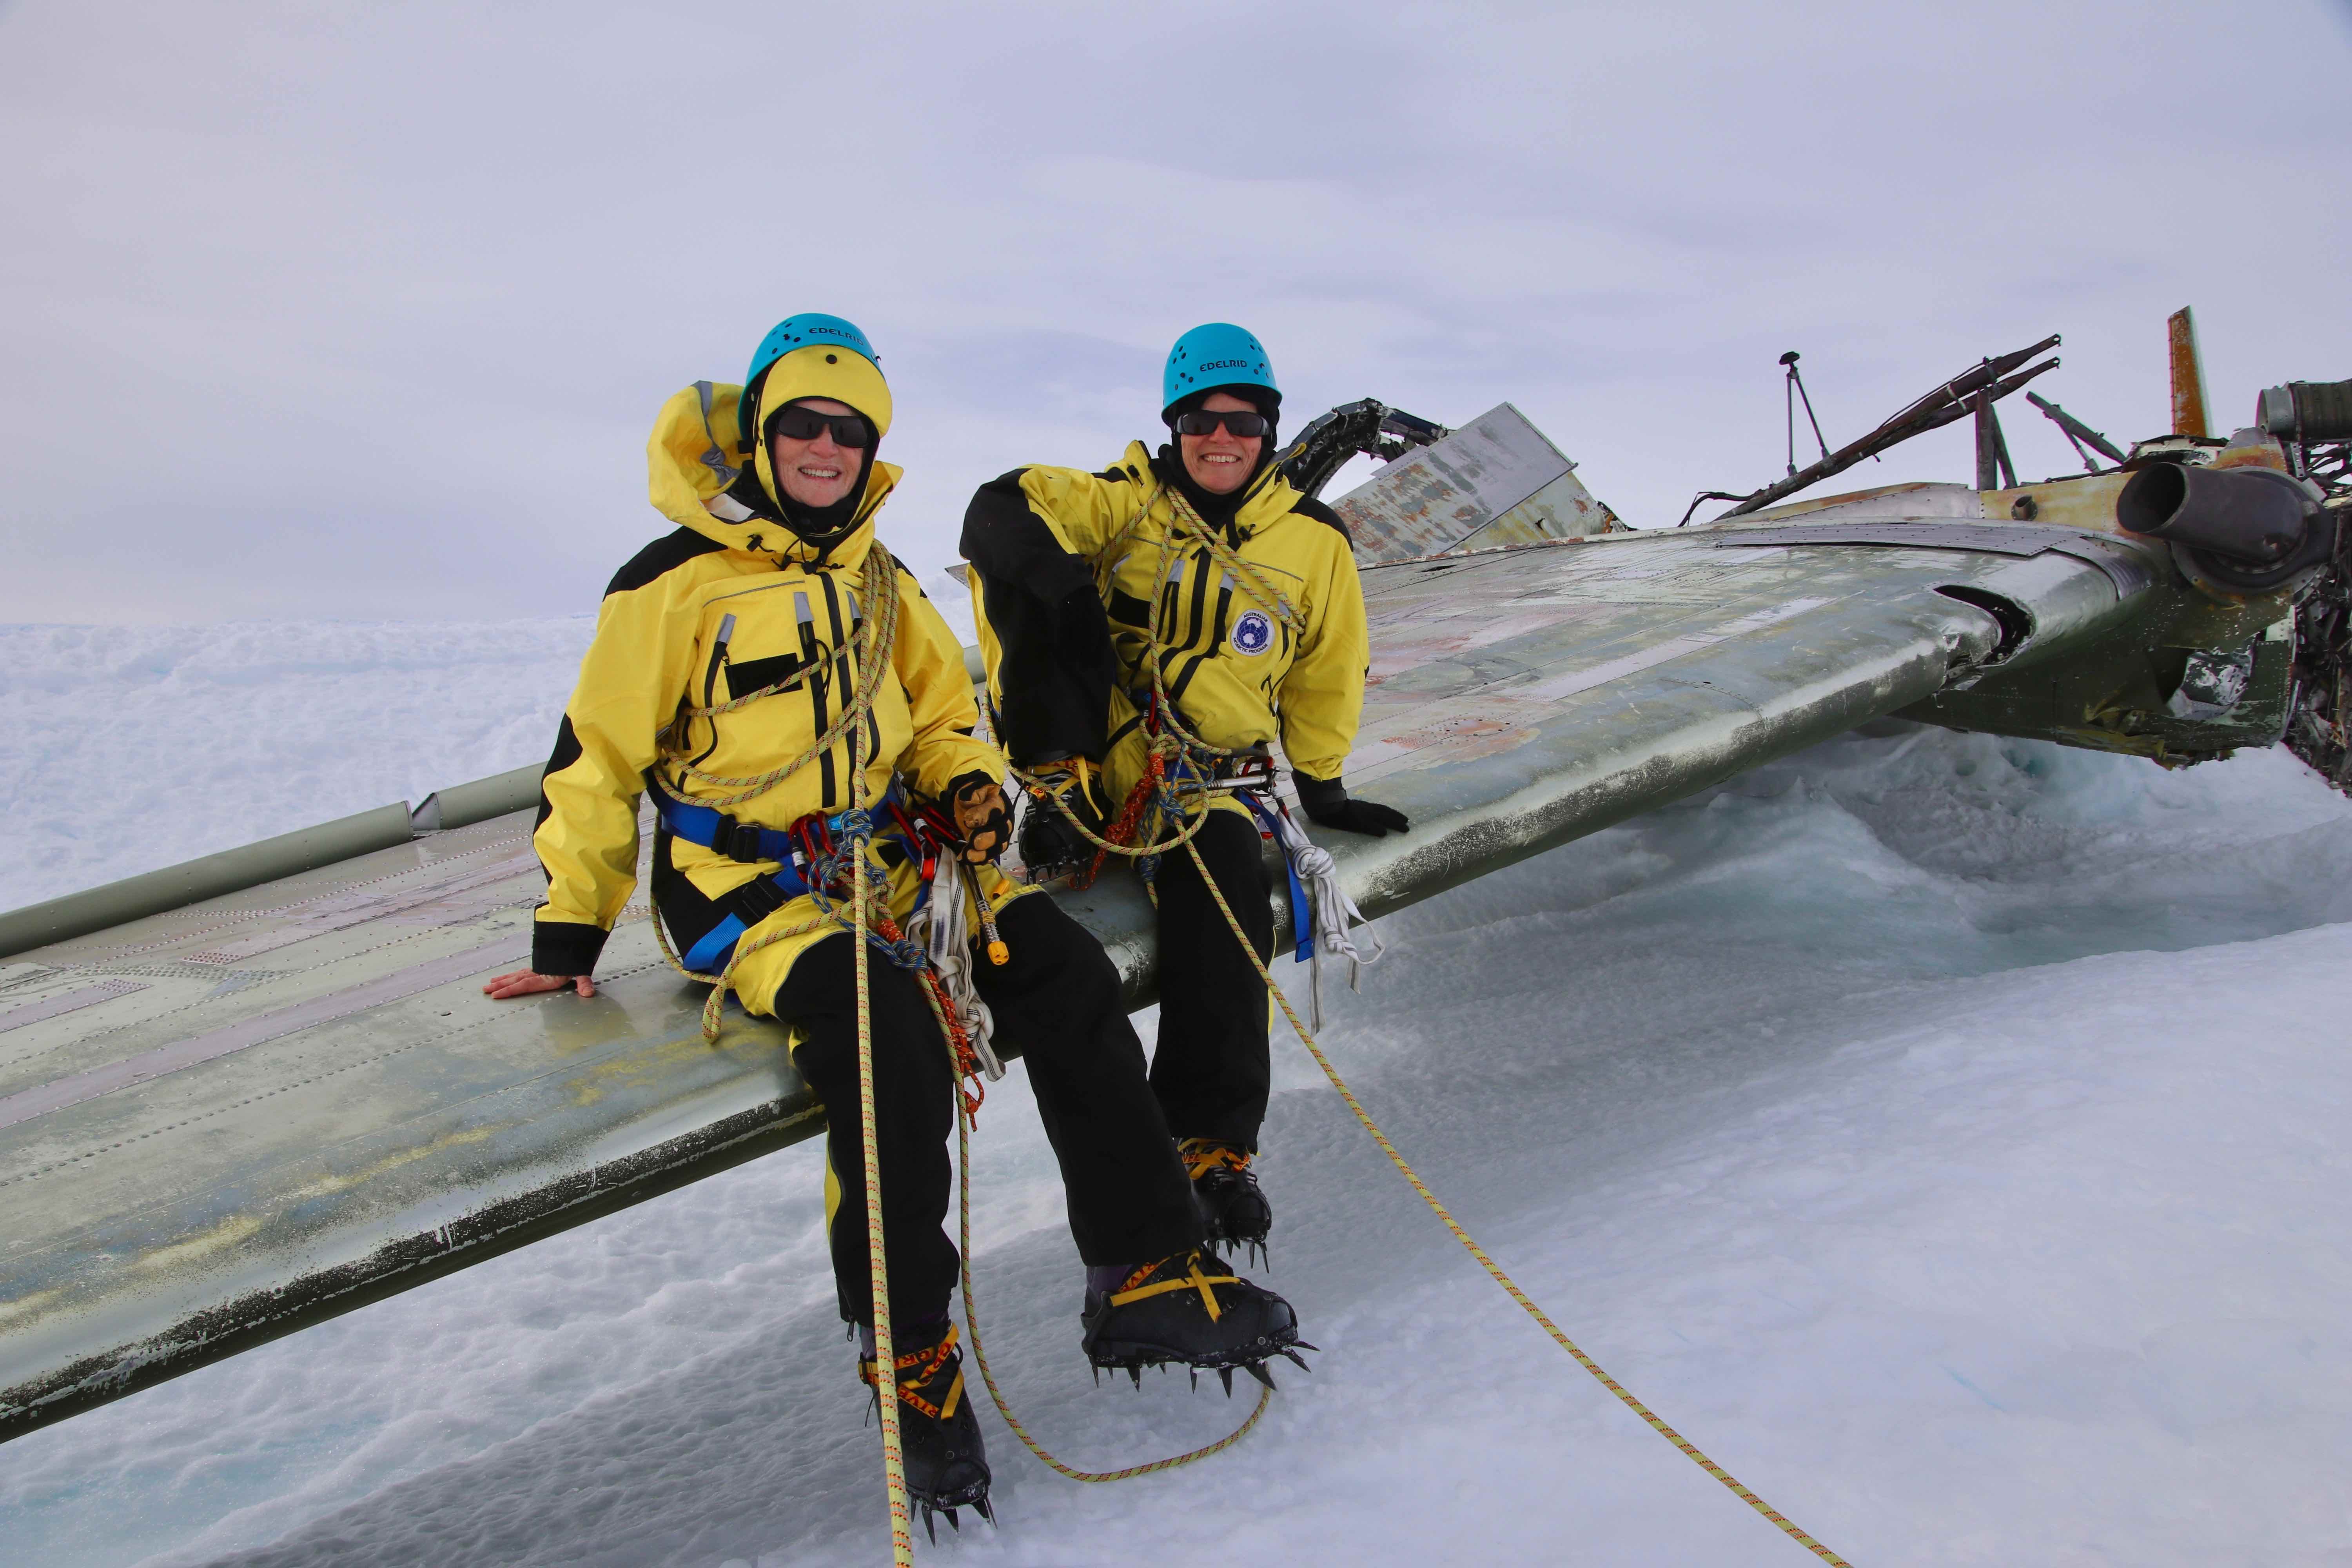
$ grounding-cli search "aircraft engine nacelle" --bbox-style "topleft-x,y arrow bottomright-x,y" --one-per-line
2115,462 -> 2336,595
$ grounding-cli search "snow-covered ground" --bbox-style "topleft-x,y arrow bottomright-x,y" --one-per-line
4,619 -> 2351,1566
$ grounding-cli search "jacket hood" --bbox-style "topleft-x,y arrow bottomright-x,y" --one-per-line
648,379 -> 900,568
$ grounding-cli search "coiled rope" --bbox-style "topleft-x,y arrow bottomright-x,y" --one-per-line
1012,482 -> 1856,1563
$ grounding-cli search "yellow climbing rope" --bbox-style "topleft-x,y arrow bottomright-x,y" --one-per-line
999,474 -> 1856,1561
848,626 -> 916,1567
951,1093 -> 1274,1482
638,531 -> 1259,1531
1173,829 -> 1853,1566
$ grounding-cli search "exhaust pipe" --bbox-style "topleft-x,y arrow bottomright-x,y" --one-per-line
2116,463 -> 2333,593
2257,379 -> 2352,445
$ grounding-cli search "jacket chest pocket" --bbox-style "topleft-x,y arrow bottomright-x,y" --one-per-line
707,581 -> 866,701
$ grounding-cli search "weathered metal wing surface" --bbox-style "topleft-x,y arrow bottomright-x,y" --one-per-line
1331,402 -> 1620,563
2,519 -> 2169,1444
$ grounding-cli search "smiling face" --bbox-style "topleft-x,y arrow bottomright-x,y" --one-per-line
768,397 -> 865,510
1178,390 -> 1265,495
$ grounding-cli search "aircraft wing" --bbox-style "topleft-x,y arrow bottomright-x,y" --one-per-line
6,508 -> 2202,1444
18,371 -> 2330,1446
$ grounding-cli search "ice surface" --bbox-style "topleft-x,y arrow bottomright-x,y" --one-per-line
0,619 -> 593,911
3,622 -> 2351,1566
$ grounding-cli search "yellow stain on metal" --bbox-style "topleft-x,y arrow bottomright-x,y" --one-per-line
134,1213 -> 266,1273
283,1125 -> 503,1205
566,1034 -> 744,1105
0,1290 -> 62,1334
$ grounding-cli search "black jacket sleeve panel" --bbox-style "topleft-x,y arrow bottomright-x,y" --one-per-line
532,918 -> 608,978
960,470 -> 1096,602
963,468 -> 1117,766
976,568 -> 1114,765
605,526 -> 728,596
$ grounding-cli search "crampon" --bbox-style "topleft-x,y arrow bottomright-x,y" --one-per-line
1015,757 -> 1109,882
860,1319 -> 995,1543
1080,1248 -> 1313,1397
1180,1138 -> 1273,1267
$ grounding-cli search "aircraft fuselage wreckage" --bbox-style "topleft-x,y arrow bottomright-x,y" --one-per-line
2,317 -> 2346,1445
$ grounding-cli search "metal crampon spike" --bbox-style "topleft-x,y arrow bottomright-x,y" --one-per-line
944,1508 -> 961,1534
1291,1340 -> 1321,1353
1217,1366 -> 1234,1397
1127,1363 -> 1143,1390
974,1495 -> 997,1528
1244,1359 -> 1278,1391
1280,1347 -> 1312,1373
922,1506 -> 939,1548
1189,1368 -> 1199,1392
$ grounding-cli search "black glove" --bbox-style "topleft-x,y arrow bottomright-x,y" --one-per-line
1295,773 -> 1409,838
941,769 -> 1013,863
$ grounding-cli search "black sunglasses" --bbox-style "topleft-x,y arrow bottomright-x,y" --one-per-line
768,406 -> 871,447
1172,408 -> 1272,439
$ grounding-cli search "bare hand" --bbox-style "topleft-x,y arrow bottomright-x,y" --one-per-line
483,968 -> 596,1000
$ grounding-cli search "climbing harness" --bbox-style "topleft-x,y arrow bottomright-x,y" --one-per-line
1009,483 -> 1855,1563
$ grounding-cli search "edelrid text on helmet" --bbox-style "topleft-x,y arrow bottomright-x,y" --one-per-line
1163,323 -> 1279,418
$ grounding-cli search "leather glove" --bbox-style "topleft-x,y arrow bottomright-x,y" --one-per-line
942,770 -> 1013,864
1294,773 -> 1409,838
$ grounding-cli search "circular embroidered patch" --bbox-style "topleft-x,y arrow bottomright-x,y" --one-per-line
1231,609 -> 1274,656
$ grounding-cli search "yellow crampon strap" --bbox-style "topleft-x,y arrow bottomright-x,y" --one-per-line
1107,1251 -> 1237,1323
860,1324 -> 966,1423
1178,1138 -> 1250,1182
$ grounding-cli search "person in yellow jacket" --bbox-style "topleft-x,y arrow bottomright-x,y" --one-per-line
483,315 -> 1305,1534
961,323 -> 1408,1261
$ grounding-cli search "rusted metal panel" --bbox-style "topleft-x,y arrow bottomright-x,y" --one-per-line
1331,402 -> 1615,564
2170,306 -> 2212,437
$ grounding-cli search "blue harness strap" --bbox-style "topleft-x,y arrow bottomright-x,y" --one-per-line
681,913 -> 752,975
1240,790 -> 1314,964
653,782 -> 920,975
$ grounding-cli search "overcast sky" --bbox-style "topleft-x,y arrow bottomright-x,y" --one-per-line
4,0 -> 2348,624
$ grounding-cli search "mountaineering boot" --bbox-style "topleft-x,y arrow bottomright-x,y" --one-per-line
1017,757 -> 1108,880
1081,1249 -> 1313,1394
1180,1138 -> 1272,1264
859,1318 -> 993,1541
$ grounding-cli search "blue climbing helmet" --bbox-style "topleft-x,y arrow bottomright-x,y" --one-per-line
1162,323 -> 1279,422
738,312 -> 888,449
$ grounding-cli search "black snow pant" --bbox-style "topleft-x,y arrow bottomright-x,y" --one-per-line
1148,809 -> 1275,1152
776,891 -> 1201,1329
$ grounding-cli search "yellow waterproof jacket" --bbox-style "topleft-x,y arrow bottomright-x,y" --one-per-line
961,442 -> 1368,812
531,377 -> 1015,1001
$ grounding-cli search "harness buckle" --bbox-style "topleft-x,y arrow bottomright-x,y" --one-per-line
710,813 -> 766,864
